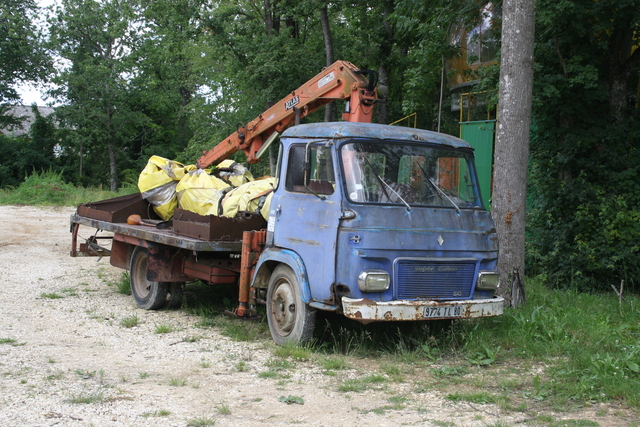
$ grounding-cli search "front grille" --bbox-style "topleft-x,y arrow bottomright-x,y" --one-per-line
394,259 -> 476,300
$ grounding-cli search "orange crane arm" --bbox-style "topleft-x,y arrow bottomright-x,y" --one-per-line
196,60 -> 378,169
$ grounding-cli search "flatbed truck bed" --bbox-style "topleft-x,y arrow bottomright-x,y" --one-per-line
70,213 -> 243,254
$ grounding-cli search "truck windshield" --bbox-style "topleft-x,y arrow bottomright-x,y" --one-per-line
340,141 -> 484,209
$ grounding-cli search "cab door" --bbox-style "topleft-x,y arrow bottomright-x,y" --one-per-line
270,143 -> 341,302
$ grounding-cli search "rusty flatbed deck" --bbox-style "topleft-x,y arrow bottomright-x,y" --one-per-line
71,213 -> 243,253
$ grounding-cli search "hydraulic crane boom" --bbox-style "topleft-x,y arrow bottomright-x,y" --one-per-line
196,60 -> 378,169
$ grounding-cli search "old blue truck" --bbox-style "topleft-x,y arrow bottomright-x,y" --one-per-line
71,61 -> 503,345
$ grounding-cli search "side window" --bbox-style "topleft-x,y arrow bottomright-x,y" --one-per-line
285,145 -> 335,195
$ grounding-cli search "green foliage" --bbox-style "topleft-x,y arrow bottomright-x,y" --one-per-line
0,170 -> 76,205
0,108 -> 61,189
186,416 -> 216,426
0,170 -> 135,206
527,0 -> 640,291
454,277 -> 640,406
154,323 -> 176,334
120,314 -> 140,328
40,292 -> 64,299
0,338 -> 23,346
0,0 -> 50,113
66,391 -> 105,404
446,391 -> 503,405
113,272 -> 131,295
278,395 -> 304,405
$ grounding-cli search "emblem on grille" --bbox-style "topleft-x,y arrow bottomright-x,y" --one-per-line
437,235 -> 444,246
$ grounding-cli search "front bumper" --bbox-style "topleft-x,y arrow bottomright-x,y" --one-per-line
341,296 -> 504,324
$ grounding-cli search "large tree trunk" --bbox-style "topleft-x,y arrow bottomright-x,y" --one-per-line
606,22 -> 640,121
320,6 -> 334,122
492,0 -> 536,307
108,137 -> 117,192
376,2 -> 393,125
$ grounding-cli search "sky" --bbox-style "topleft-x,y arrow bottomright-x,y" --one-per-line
17,85 -> 48,106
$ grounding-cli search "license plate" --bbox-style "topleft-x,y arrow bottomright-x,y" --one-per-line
423,305 -> 463,319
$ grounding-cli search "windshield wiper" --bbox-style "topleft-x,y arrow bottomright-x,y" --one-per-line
362,155 -> 411,211
379,177 -> 412,211
428,178 -> 460,213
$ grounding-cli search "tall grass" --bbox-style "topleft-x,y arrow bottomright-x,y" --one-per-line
181,274 -> 640,407
454,277 -> 640,406
0,170 -> 137,206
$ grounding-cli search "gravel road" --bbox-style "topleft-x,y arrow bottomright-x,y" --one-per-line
0,205 -> 634,426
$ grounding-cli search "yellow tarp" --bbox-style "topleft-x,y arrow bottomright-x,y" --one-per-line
214,160 -> 254,187
138,156 -> 191,220
176,168 -> 232,216
221,177 -> 276,220
138,155 -> 269,221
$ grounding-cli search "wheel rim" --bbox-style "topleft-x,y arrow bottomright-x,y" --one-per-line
132,252 -> 151,299
270,278 -> 296,336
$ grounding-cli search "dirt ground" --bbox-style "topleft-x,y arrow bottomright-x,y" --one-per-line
0,205 -> 636,427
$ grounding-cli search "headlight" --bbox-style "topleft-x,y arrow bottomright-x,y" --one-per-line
476,271 -> 500,290
357,270 -> 390,292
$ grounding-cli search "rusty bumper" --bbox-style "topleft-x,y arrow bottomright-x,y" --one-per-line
341,296 -> 504,324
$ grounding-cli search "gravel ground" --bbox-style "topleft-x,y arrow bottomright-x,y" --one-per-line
0,205 -> 636,427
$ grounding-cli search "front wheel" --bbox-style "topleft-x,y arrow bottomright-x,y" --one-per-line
130,246 -> 168,310
266,265 -> 316,345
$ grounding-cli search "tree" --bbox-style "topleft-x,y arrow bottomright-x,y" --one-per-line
391,0 -> 479,131
129,0 -> 210,159
181,0 -> 328,174
526,0 -> 640,291
48,0 -> 143,191
492,0 -> 536,306
0,0 -> 50,126
0,106 -> 59,188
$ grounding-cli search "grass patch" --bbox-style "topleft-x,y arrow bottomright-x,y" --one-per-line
169,377 -> 188,386
154,323 -> 177,334
142,409 -> 171,417
273,341 -> 313,361
182,282 -> 268,341
120,314 -> 140,328
112,272 -> 131,295
0,170 -> 136,207
310,277 -> 640,408
67,391 -> 105,404
279,395 -> 304,405
0,338 -> 25,346
338,374 -> 388,393
187,416 -> 216,426
452,277 -> 640,406
216,402 -> 231,414
258,370 -> 279,379
446,391 -> 504,405
40,292 -> 64,299
319,355 -> 350,371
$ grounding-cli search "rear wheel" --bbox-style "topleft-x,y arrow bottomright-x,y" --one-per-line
266,265 -> 316,345
130,246 -> 168,310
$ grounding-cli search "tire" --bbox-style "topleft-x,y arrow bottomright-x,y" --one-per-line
129,246 -> 168,310
266,264 -> 316,345
165,282 -> 184,309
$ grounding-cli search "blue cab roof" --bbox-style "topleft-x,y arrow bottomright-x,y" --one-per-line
281,122 -> 472,150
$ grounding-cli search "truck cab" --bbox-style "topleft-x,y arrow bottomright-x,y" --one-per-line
254,122 -> 503,344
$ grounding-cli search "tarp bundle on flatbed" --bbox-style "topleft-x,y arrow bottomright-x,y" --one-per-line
138,156 -> 273,221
